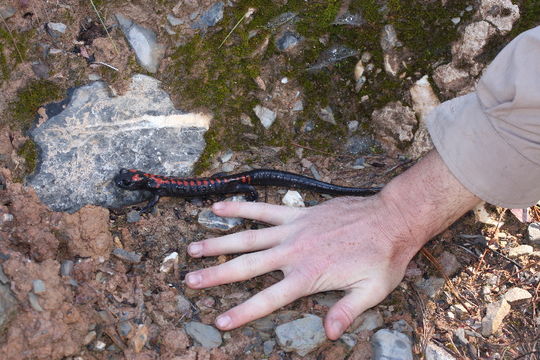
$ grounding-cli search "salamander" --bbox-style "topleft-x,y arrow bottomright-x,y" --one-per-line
114,168 -> 382,213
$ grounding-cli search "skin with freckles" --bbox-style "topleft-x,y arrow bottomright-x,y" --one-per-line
185,150 -> 482,339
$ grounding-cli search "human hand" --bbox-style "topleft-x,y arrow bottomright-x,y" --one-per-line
185,195 -> 421,340
184,151 -> 481,339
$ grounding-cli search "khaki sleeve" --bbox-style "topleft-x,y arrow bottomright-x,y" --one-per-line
427,26 -> 540,208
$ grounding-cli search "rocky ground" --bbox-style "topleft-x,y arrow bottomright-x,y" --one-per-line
0,0 -> 539,359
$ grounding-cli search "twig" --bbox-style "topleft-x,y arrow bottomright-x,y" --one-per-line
382,158 -> 413,175
89,0 -> 119,56
420,248 -> 475,315
91,61 -> 119,72
219,8 -> 256,49
0,16 -> 24,62
291,142 -> 353,159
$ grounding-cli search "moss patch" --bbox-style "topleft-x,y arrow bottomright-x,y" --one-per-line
8,80 -> 64,131
163,0 -> 476,172
17,139 -> 38,176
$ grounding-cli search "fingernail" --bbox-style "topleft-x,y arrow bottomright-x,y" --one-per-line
331,320 -> 345,336
216,315 -> 231,329
186,273 -> 201,287
189,243 -> 202,256
213,202 -> 225,211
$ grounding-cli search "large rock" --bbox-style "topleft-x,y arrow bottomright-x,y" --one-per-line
371,101 -> 417,154
184,322 -> 222,349
29,75 -> 211,213
452,21 -> 496,64
481,299 -> 510,336
275,314 -> 326,356
116,14 -> 165,73
433,63 -> 472,94
479,0 -> 520,34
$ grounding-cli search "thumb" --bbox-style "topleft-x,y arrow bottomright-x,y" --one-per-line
324,289 -> 383,340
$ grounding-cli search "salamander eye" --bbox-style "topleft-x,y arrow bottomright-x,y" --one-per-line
119,168 -> 129,174
120,179 -> 133,186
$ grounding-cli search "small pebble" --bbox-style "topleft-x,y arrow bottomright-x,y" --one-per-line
263,340 -> 275,355
127,210 -> 141,223
1,213 -> 13,223
112,248 -> 142,264
83,331 -> 97,345
167,14 -> 185,26
451,17 -> 461,25
508,245 -> 533,258
94,340 -> 107,351
282,190 -> 305,207
281,77 -> 289,84
292,100 -> 304,111
160,252 -> 179,273
61,260 -> 74,277
28,292 -> 44,312
32,279 -> 46,294
352,157 -> 365,169
310,165 -> 322,181
222,162 -> 236,172
0,266 -> 9,284
220,149 -> 234,163
348,120 -> 359,132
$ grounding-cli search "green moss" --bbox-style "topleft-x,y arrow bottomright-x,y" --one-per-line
165,0 -> 471,172
8,80 -> 64,131
17,139 -> 38,175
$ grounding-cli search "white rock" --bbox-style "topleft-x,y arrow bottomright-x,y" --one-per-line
425,342 -> 456,360
410,75 -> 440,120
292,100 -> 304,112
479,0 -> 520,34
481,299 -> 510,336
372,329 -> 413,360
160,252 -> 179,273
473,203 -> 504,227
452,21 -> 496,64
253,105 -> 276,129
354,60 -> 365,81
508,245 -> 533,258
282,191 -> 305,207
528,222 -> 540,245
504,287 -> 532,304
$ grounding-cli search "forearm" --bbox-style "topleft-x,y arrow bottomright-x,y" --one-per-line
379,149 -> 482,261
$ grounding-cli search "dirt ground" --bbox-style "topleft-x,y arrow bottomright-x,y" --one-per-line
0,0 -> 539,359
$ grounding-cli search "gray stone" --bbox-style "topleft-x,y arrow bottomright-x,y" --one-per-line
372,329 -> 413,360
0,6 -> 16,20
380,24 -> 401,52
60,260 -> 74,277
167,14 -> 184,26
176,294 -> 193,316
219,149 -> 234,163
118,321 -> 133,337
116,14 -> 165,73
32,279 -> 46,294
348,120 -> 359,132
528,222 -> 540,245
352,157 -> 366,170
275,314 -> 326,356
28,292 -> 43,312
318,106 -> 336,125
192,2 -> 224,29
266,12 -> 298,29
425,342 -> 456,360
340,333 -> 357,348
503,287 -> 532,304
438,251 -> 460,277
371,101 -> 417,154
481,299 -> 510,336
313,292 -> 341,307
185,321 -> 222,349
0,266 -> 8,284
263,340 -> 275,355
350,309 -> 383,333
345,136 -> 376,155
309,45 -> 359,71
28,75 -> 210,212
112,248 -> 142,264
46,22 -> 67,38
0,283 -> 18,332
509,245 -> 533,258
392,320 -> 413,335
276,31 -> 302,52
415,276 -> 445,298
292,100 -> 303,112
127,210 -> 141,223
31,62 -> 49,79
333,12 -> 365,27
198,196 -> 245,231
479,0 -> 520,34
254,105 -> 277,129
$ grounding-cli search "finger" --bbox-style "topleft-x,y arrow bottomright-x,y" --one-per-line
214,276 -> 305,331
324,287 -> 385,340
188,227 -> 285,258
212,201 -> 302,225
185,248 -> 283,289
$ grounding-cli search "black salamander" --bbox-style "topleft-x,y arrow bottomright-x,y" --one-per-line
114,168 -> 382,213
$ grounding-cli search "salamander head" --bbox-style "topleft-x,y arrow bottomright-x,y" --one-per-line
114,168 -> 149,190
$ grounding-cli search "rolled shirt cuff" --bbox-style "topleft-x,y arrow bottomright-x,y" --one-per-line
426,92 -> 540,208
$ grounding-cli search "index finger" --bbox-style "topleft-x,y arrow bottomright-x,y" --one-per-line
212,201 -> 303,225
